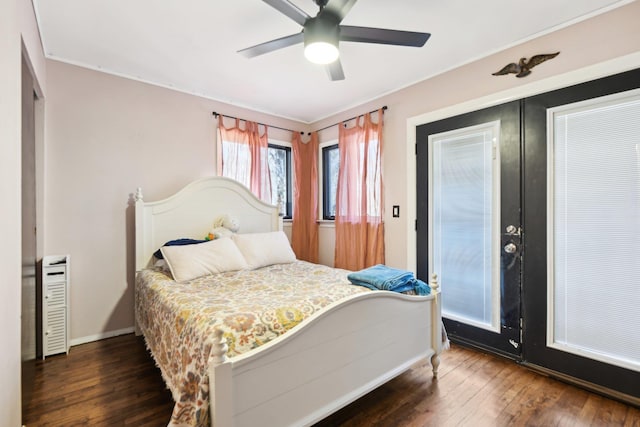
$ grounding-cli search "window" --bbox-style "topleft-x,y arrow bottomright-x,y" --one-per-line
268,143 -> 292,218
322,144 -> 339,219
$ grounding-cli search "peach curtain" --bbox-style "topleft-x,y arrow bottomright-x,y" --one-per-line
217,116 -> 271,202
334,110 -> 384,270
291,132 -> 319,263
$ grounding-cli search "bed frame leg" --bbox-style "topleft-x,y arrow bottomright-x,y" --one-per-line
429,273 -> 441,379
431,353 -> 440,378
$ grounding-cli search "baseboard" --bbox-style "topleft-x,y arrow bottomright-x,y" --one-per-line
69,326 -> 136,347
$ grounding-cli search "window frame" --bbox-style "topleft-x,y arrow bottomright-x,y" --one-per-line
320,142 -> 339,220
268,141 -> 293,219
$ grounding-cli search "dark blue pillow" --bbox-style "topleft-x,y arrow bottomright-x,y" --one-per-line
154,238 -> 207,259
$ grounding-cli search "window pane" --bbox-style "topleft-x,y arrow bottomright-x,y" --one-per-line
549,91 -> 640,372
430,122 -> 500,332
323,145 -> 339,219
268,145 -> 291,217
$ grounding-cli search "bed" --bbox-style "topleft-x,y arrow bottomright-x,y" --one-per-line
134,176 -> 443,427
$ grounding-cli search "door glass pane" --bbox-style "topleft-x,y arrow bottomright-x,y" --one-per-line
430,121 -> 501,331
549,90 -> 640,372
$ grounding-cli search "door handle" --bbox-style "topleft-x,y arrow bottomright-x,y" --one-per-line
505,225 -> 521,236
504,243 -> 517,254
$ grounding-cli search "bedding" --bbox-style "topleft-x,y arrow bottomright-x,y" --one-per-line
135,260 -> 370,427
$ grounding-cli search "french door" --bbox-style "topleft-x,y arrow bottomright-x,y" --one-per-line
522,68 -> 640,398
416,100 -> 522,358
417,68 -> 640,399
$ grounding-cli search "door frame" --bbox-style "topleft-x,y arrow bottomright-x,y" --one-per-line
20,43 -> 46,421
407,56 -> 640,404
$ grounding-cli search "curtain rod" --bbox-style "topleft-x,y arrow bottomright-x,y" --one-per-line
310,105 -> 387,135
212,112 -> 304,135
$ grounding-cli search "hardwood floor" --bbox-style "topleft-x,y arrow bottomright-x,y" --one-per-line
23,334 -> 640,426
23,334 -> 174,426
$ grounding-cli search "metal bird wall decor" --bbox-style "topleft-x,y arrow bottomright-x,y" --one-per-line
492,52 -> 560,78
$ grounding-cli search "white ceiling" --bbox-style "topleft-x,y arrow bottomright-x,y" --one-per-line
33,0 -> 632,123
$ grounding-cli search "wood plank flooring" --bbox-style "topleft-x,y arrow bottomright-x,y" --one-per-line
23,334 -> 640,426
23,334 -> 174,426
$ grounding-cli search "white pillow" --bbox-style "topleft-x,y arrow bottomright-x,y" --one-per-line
232,231 -> 296,270
160,237 -> 248,282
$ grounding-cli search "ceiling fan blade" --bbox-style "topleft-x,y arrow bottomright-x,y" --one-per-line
262,0 -> 310,26
238,32 -> 304,58
326,59 -> 345,81
320,0 -> 358,22
340,25 -> 430,47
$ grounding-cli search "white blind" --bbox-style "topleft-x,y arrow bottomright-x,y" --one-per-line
549,91 -> 640,372
430,121 -> 500,331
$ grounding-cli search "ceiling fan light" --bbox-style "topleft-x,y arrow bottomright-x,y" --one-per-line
304,41 -> 339,64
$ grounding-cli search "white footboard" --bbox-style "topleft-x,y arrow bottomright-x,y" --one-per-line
209,286 -> 442,427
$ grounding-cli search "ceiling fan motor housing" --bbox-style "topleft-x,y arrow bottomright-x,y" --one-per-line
304,14 -> 340,49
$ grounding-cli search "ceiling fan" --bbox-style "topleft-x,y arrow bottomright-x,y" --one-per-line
237,0 -> 431,81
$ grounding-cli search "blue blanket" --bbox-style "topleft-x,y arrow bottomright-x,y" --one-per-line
347,264 -> 431,296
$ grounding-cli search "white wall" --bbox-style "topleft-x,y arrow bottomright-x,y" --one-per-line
1,0 -> 47,424
44,60 -> 309,344
43,1 -> 640,347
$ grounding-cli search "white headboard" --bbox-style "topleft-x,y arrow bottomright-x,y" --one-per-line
135,177 -> 281,271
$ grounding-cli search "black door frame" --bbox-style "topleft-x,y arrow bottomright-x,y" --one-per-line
521,67 -> 640,399
416,100 -> 523,359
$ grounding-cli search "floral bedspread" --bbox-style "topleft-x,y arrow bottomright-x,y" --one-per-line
135,260 -> 369,427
